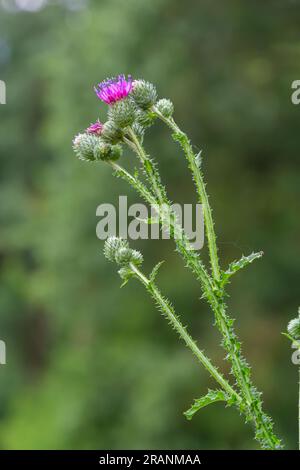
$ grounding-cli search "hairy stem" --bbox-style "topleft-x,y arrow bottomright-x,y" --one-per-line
153,107 -> 220,280
127,127 -> 166,204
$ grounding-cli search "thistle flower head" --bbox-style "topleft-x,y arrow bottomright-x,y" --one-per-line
94,142 -> 122,162
94,74 -> 133,105
86,120 -> 103,135
131,79 -> 157,110
72,133 -> 121,162
155,98 -> 174,118
104,237 -> 128,262
72,132 -> 99,162
107,98 -> 136,128
101,120 -> 124,145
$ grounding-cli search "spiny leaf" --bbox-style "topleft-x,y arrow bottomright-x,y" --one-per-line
184,390 -> 229,421
221,251 -> 263,287
149,261 -> 164,283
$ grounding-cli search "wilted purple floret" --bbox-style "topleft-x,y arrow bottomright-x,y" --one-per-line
86,121 -> 103,135
94,75 -> 133,104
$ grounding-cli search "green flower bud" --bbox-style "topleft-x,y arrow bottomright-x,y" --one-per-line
101,120 -> 123,145
129,249 -> 143,266
104,237 -> 143,266
156,98 -> 174,118
94,142 -> 122,162
72,133 -> 99,162
115,247 -> 134,265
108,98 -> 136,128
118,266 -> 134,281
131,80 -> 157,110
115,247 -> 143,266
287,316 -> 300,339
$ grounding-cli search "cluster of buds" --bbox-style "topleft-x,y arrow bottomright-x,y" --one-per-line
72,74 -> 174,163
104,237 -> 143,283
72,133 -> 122,162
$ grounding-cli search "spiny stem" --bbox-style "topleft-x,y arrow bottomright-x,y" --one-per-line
126,127 -> 166,204
121,130 -> 281,449
129,262 -> 240,404
109,162 -> 157,206
124,130 -> 214,295
153,107 -> 220,281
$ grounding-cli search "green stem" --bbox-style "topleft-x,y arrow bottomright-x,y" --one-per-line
153,107 -> 220,280
129,262 -> 240,404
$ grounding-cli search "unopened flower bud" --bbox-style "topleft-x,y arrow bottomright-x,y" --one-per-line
118,266 -> 134,281
156,98 -> 174,118
104,237 -> 143,266
129,249 -> 143,266
115,247 -> 134,265
108,98 -> 136,128
115,247 -> 143,266
131,80 -> 157,110
101,120 -> 123,145
287,316 -> 300,339
72,133 -> 99,162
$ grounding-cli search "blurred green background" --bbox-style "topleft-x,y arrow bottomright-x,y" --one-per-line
0,0 -> 299,450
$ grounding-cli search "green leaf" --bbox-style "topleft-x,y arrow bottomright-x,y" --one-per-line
184,390 -> 229,421
149,261 -> 164,283
221,251 -> 263,287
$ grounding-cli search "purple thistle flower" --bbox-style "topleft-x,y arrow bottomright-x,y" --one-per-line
86,121 -> 103,135
94,74 -> 133,105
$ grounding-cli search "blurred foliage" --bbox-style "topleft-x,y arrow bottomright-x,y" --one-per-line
0,0 -> 300,449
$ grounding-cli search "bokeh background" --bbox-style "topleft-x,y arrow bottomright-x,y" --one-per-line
0,0 -> 299,450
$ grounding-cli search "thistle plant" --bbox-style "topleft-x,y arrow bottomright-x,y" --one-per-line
72,74 -> 282,449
